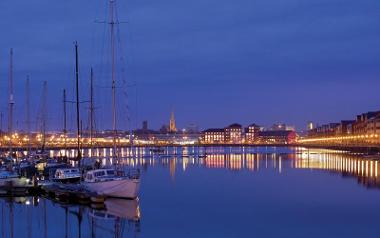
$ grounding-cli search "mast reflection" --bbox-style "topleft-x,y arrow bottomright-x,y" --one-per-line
0,197 -> 141,238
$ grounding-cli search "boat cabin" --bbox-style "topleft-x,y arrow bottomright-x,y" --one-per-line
85,169 -> 118,182
54,168 -> 81,179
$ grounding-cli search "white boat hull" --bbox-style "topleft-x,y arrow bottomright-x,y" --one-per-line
83,178 -> 140,199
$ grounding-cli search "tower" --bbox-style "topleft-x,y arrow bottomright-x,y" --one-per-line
307,121 -> 314,130
169,111 -> 177,133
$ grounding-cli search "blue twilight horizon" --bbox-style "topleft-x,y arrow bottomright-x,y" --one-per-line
0,0 -> 379,132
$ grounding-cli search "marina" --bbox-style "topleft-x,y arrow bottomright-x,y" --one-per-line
1,146 -> 380,237
0,0 -> 379,236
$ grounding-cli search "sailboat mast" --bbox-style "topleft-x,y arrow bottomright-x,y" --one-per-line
26,75 -> 31,154
0,112 -> 2,138
63,89 -> 67,154
110,0 -> 118,159
75,42 -> 82,161
90,68 -> 94,151
41,81 -> 47,150
8,48 -> 14,155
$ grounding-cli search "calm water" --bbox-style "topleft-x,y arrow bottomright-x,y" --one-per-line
1,146 -> 380,238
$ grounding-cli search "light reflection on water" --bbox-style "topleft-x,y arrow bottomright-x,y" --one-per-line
58,146 -> 380,189
0,197 -> 140,238
2,146 -> 380,237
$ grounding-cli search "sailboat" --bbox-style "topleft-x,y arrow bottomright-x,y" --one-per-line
0,49 -> 30,190
83,168 -> 139,199
82,0 -> 140,199
19,76 -> 37,178
33,80 -> 50,170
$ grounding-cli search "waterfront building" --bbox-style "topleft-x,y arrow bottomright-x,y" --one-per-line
307,121 -> 314,130
366,113 -> 380,135
310,123 -> 340,137
353,111 -> 380,134
202,128 -> 225,143
302,110 -> 380,147
245,123 -> 261,143
201,123 -> 297,145
308,111 -> 380,138
257,130 -> 296,144
224,123 -> 243,144
335,120 -> 355,135
309,122 -> 345,137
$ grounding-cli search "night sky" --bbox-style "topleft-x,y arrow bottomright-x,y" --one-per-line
0,0 -> 379,132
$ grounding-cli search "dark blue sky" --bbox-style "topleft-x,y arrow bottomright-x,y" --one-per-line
0,0 -> 379,132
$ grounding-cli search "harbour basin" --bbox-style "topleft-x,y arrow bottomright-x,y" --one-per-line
1,146 -> 380,238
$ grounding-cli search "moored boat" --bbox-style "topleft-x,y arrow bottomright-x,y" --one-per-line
53,168 -> 81,183
0,170 -> 29,187
18,159 -> 36,177
83,169 -> 140,199
41,159 -> 67,178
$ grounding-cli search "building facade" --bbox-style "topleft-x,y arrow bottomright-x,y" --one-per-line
257,130 -> 296,144
202,128 -> 225,144
201,123 -> 296,145
224,123 -> 243,144
366,114 -> 380,135
245,123 -> 261,143
308,111 -> 380,138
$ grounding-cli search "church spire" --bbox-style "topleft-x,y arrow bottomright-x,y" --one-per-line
169,111 -> 177,133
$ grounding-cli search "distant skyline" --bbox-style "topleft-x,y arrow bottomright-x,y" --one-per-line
0,0 -> 379,132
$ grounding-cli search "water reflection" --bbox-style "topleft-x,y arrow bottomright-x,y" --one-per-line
0,196 -> 140,238
49,146 -> 380,189
2,146 -> 380,237
58,146 -> 380,189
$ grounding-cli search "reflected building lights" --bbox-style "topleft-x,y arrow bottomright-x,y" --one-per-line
42,146 -> 380,189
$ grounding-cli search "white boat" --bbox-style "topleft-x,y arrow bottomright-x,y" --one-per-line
53,168 -> 81,183
0,170 -> 29,187
83,169 -> 140,199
